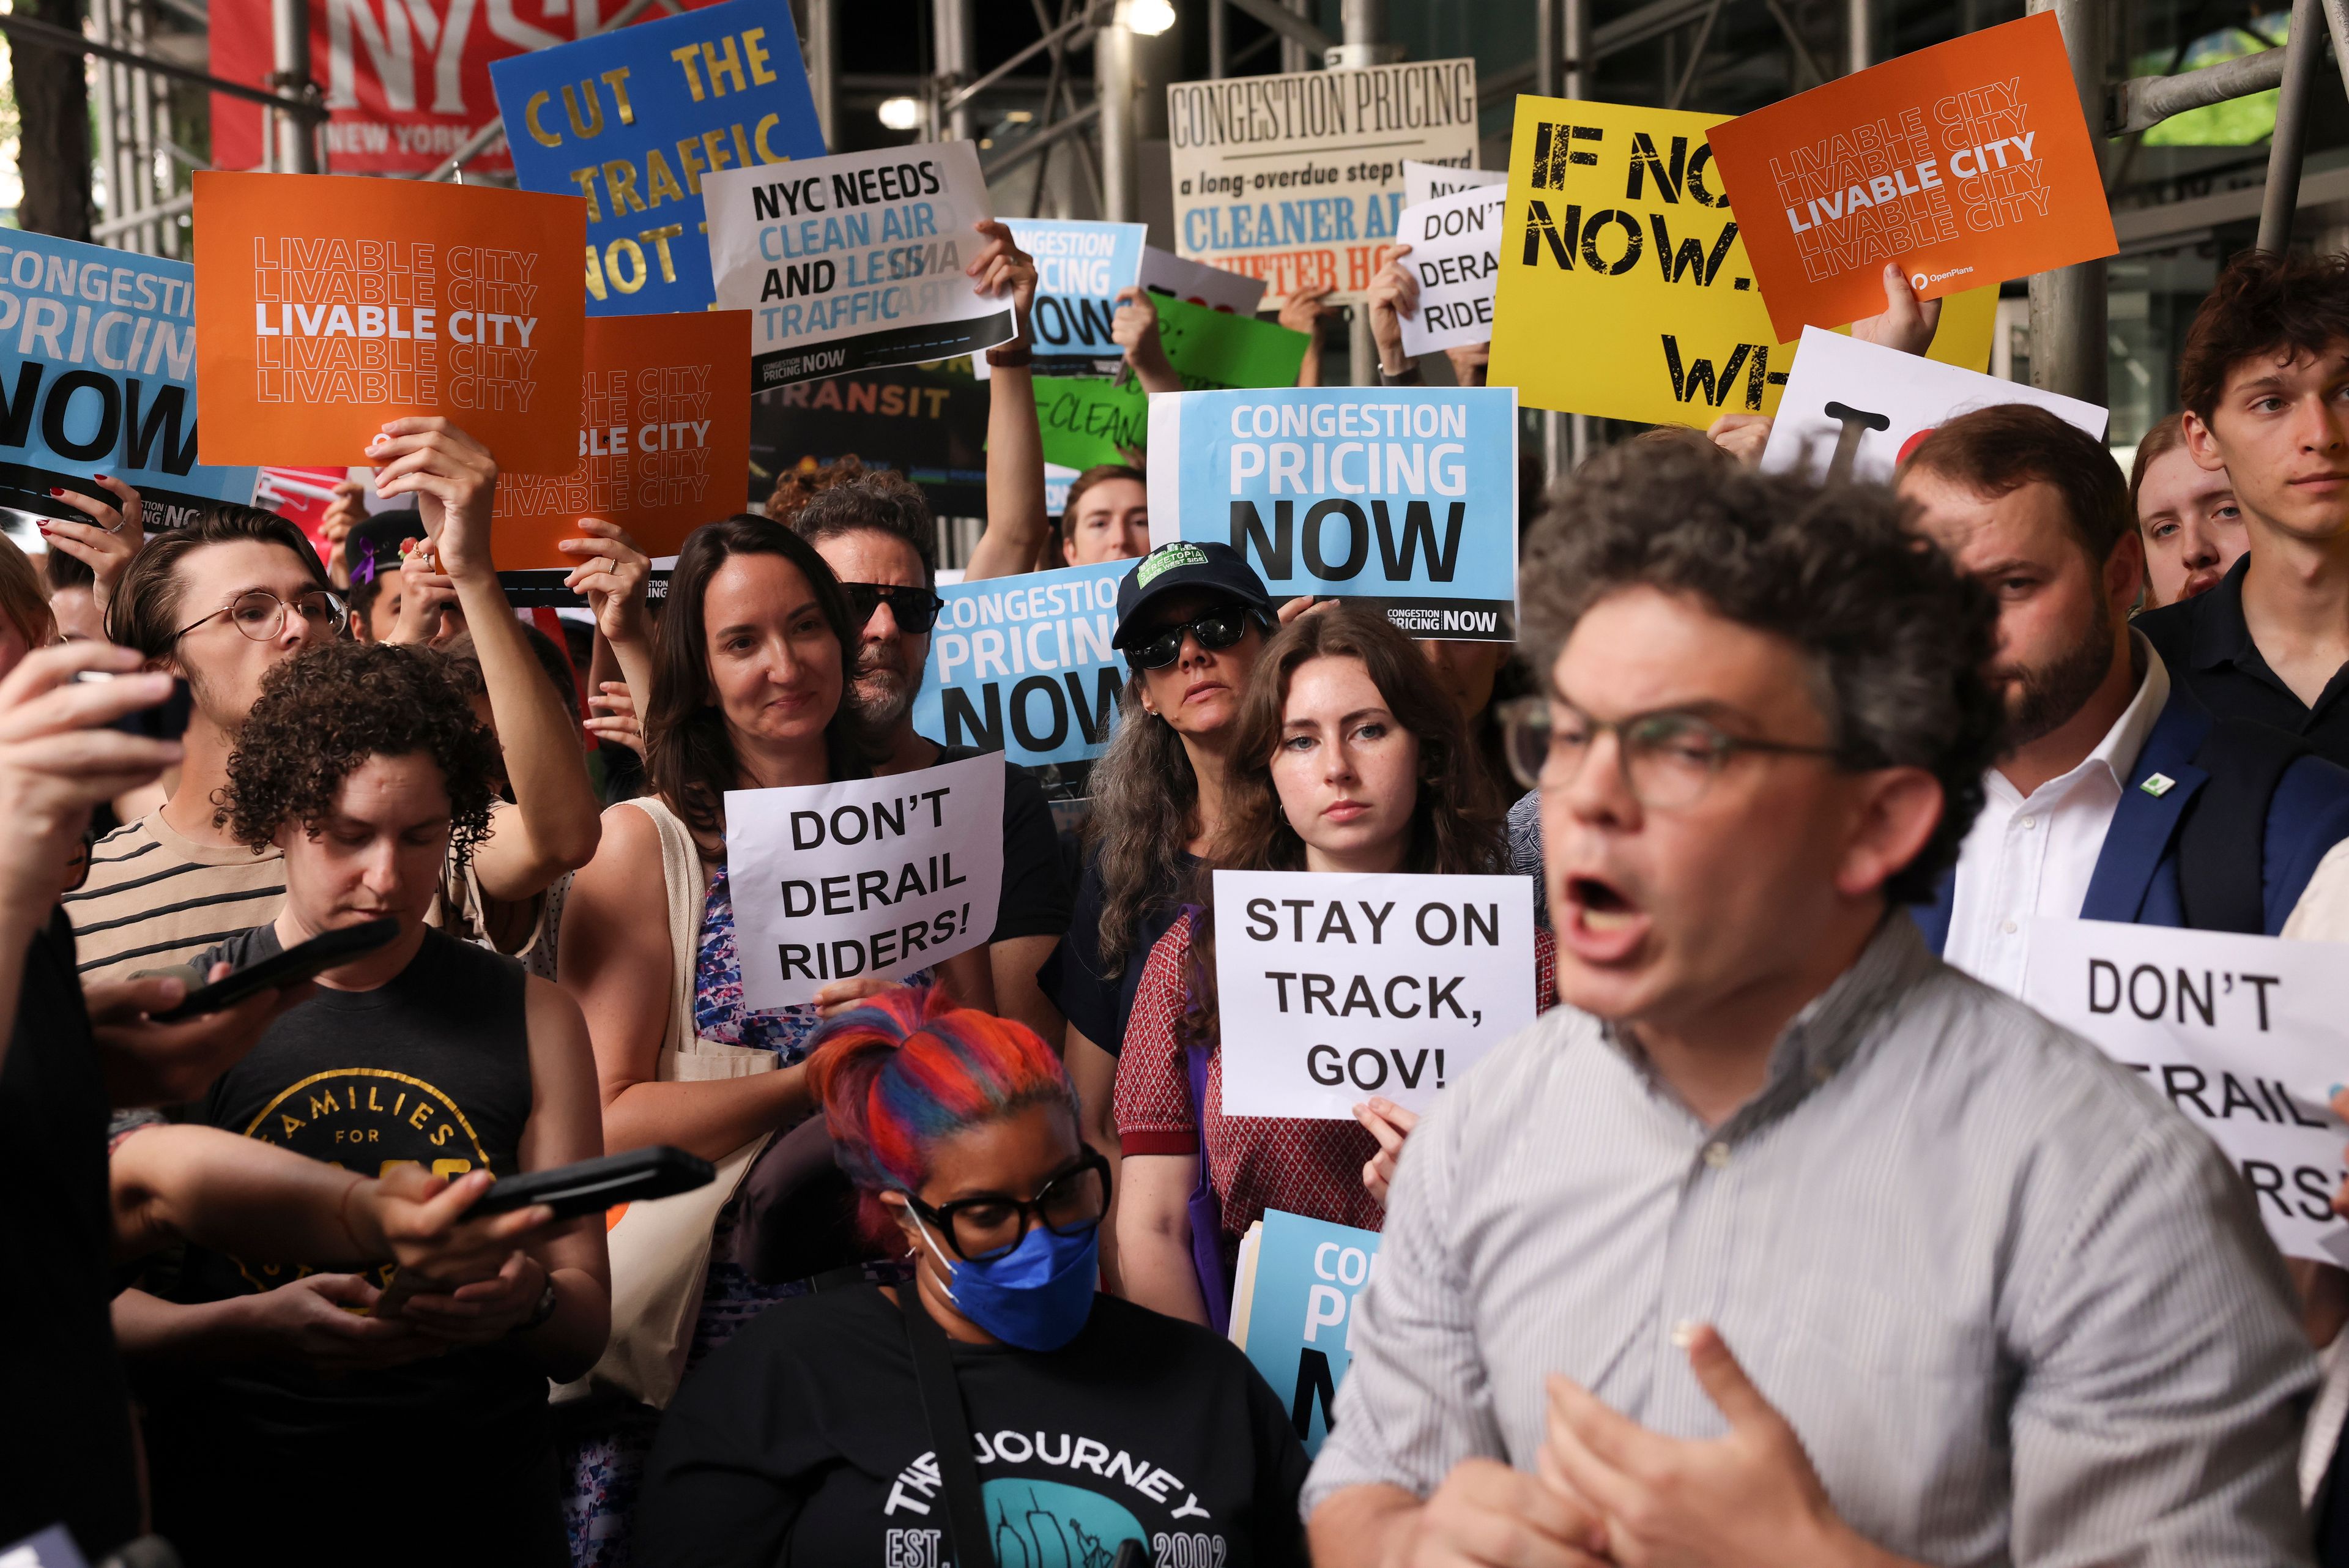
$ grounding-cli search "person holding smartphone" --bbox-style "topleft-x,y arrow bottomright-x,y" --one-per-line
119,637 -> 609,1568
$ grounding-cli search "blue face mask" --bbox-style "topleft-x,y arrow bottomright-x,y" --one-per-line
913,1212 -> 1099,1352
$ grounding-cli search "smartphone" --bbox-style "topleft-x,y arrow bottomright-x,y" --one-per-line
76,670 -> 193,741
472,1146 -> 716,1222
147,917 -> 401,1022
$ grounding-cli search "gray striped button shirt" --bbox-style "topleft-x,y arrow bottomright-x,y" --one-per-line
1304,917 -> 2317,1566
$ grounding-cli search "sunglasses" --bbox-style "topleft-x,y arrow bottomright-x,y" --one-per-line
1126,604 -> 1258,671
843,582 -> 947,635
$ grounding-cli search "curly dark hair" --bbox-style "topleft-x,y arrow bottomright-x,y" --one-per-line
2178,248 -> 2349,423
1520,442 -> 2004,905
219,639 -> 502,866
789,469 -> 937,581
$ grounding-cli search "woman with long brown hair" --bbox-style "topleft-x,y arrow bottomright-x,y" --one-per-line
555,516 -> 992,1562
1113,607 -> 1556,1327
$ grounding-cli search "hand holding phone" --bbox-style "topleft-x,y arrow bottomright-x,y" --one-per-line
148,918 -> 400,1023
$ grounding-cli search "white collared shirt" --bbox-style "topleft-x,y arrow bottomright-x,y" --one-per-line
1945,636 -> 2170,997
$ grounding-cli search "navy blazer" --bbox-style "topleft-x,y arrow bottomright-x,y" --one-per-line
1913,679 -> 2349,952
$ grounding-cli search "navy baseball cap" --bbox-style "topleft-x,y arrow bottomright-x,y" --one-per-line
1111,541 -> 1275,650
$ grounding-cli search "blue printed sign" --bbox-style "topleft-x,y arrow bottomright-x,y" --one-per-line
914,560 -> 1128,768
0,231 -> 257,528
1007,218 -> 1145,376
1232,1209 -> 1383,1456
491,0 -> 826,318
1147,387 -> 1518,642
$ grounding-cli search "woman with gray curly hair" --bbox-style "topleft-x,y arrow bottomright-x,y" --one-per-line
118,637 -> 610,1568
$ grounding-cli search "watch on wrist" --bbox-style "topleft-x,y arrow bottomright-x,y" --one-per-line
985,343 -> 1034,368
516,1277 -> 559,1334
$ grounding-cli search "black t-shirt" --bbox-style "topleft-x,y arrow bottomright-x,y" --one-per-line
933,743 -> 1075,945
138,924 -> 563,1567
0,912 -> 141,1557
1043,847 -> 1194,1055
640,1285 -> 1310,1568
2138,555 -> 2349,769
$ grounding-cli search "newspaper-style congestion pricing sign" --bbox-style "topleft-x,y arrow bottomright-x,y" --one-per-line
1703,12 -> 2118,341
0,231 -> 258,526
2022,918 -> 2349,1266
1759,327 -> 2105,485
1149,387 -> 1520,641
725,752 -> 1004,1010
1211,870 -> 1537,1118
1167,59 -> 1480,306
491,0 -> 827,318
912,560 -> 1129,768
705,141 -> 1015,388
1396,182 -> 1507,357
192,173 -> 587,473
493,310 -> 749,571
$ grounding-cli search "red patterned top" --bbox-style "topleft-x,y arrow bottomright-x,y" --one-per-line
1115,912 -> 1557,1266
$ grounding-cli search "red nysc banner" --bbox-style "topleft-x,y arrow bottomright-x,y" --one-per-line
210,0 -> 724,176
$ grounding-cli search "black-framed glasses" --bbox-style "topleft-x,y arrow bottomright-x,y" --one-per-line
1498,695 -> 1841,809
843,582 -> 947,635
1126,604 -> 1256,672
173,588 -> 348,644
905,1146 -> 1111,1263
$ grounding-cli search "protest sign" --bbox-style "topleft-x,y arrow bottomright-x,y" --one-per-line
979,220 -> 1146,378
1228,1210 -> 1382,1455
1705,13 -> 2118,341
2024,918 -> 2349,1265
0,231 -> 258,527
752,365 -> 989,516
1209,869 -> 1537,1117
1396,183 -> 1507,357
1759,326 -> 2105,485
1486,96 -> 1999,426
1403,160 -> 1507,209
1045,461 -> 1080,516
492,0 -> 826,320
491,311 -> 749,569
1167,59 -> 1480,306
705,141 -> 1015,389
1140,245 -> 1268,316
1157,293 -> 1313,390
1034,376 -> 1148,471
192,173 -> 585,474
725,752 -> 1004,1010
1149,387 -> 1520,641
913,560 -> 1127,767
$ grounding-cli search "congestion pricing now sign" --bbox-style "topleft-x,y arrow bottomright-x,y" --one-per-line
491,0 -> 827,318
725,752 -> 1004,1010
2023,918 -> 2349,1267
1149,387 -> 1520,642
1212,869 -> 1538,1118
913,560 -> 1129,769
0,231 -> 258,527
1167,59 -> 1479,307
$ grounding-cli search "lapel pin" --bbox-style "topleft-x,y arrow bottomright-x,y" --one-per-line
2139,773 -> 2176,797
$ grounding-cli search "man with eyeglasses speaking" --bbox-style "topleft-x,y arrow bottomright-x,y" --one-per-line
791,471 -> 1074,1045
1304,444 -> 2320,1567
69,418 -> 601,989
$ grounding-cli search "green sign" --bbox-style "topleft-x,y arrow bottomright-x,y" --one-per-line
1034,376 -> 1149,470
1157,294 -> 1312,390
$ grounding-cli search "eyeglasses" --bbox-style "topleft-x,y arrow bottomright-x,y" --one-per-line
842,582 -> 947,635
1498,695 -> 1841,809
173,588 -> 348,644
904,1146 -> 1111,1263
1126,604 -> 1256,672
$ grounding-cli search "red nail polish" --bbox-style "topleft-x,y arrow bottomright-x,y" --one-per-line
47,488 -> 61,497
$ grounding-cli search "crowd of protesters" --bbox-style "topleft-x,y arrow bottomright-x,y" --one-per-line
13,210 -> 2349,1568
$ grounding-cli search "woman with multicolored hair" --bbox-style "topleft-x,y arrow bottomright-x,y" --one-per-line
639,986 -> 1310,1568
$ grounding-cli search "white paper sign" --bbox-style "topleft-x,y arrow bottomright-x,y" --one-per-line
1213,869 -> 1537,1118
1139,245 -> 1269,317
1759,326 -> 2107,485
705,141 -> 1017,390
2022,917 -> 2349,1266
725,752 -> 1005,1010
1397,184 -> 1507,357
1402,160 -> 1505,210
